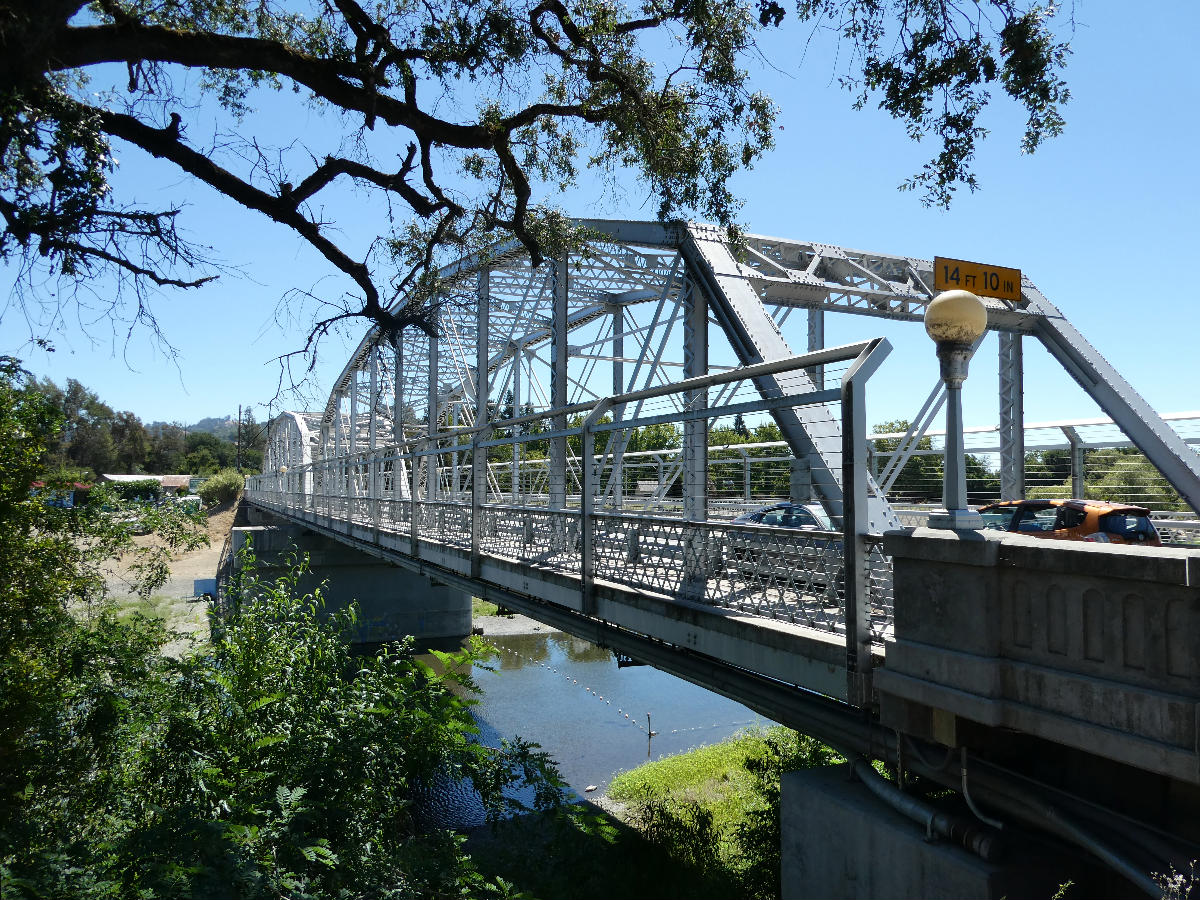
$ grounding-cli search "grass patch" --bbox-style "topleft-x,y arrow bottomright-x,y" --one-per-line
472,596 -> 500,617
111,592 -> 188,624
473,727 -> 842,899
610,729 -> 769,837
108,593 -> 210,657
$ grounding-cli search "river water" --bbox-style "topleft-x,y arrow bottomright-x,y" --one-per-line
422,624 -> 772,827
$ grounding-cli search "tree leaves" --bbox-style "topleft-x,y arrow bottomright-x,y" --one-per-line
1,0 -> 1070,359
0,408 -> 566,900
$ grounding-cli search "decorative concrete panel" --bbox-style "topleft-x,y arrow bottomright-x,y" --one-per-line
878,528 -> 1200,784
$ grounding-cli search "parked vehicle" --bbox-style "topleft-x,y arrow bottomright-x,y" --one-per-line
731,502 -> 834,531
977,498 -> 1162,546
726,502 -> 842,588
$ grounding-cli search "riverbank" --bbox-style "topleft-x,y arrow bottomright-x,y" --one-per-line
474,608 -> 562,637
467,725 -> 816,900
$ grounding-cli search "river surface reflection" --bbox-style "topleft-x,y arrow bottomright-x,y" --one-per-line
421,627 -> 772,828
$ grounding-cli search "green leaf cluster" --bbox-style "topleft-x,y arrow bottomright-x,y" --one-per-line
1,0 -> 1071,349
0,359 -> 565,898
195,467 -> 244,506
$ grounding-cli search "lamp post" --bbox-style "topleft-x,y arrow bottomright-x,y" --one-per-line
924,289 -> 987,530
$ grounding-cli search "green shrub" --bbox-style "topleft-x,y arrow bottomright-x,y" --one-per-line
196,468 -> 243,506
3,542 -> 565,899
107,478 -> 163,502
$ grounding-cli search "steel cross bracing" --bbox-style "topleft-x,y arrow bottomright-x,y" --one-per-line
254,338 -> 896,707
258,218 -> 1200,622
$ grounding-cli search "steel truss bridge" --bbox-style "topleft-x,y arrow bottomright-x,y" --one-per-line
246,220 -> 1200,892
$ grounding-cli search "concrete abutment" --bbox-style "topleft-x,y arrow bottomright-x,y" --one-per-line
781,765 -> 1104,899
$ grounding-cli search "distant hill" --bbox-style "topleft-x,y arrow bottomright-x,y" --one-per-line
146,416 -> 239,441
190,416 -> 238,439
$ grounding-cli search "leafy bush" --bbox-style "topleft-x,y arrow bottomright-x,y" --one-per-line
196,467 -> 243,506
2,360 -> 563,898
734,730 -> 843,899
3,540 -> 565,899
106,477 -> 163,502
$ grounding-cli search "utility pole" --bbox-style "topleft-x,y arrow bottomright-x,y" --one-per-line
236,404 -> 243,473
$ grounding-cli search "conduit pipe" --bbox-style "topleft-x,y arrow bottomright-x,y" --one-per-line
901,745 -> 1163,899
850,758 -> 1003,862
960,747 -> 1005,831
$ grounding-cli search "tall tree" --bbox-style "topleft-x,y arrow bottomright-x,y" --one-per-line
23,375 -> 117,477
110,409 -> 149,473
146,422 -> 188,473
2,0 -> 1070,354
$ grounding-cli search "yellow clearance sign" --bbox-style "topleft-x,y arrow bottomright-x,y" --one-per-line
933,257 -> 1022,303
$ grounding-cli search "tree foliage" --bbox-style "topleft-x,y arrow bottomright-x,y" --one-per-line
0,357 -> 207,834
2,0 -> 1070,353
21,374 -> 265,477
1025,447 -> 1187,511
0,362 -> 564,897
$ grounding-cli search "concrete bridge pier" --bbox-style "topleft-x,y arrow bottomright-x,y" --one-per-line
780,766 -> 1098,899
229,523 -> 472,646
781,528 -> 1200,899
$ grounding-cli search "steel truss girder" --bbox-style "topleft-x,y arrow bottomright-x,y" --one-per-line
682,223 -> 902,532
301,218 -> 1200,518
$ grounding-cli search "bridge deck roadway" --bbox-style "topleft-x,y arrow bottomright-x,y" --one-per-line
244,493 -> 886,705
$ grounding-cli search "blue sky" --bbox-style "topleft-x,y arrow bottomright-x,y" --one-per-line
2,3 -> 1197,434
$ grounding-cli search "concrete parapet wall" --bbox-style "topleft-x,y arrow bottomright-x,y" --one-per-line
231,525 -> 471,644
877,528 -> 1200,783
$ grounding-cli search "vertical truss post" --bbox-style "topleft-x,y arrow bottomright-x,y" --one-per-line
790,457 -> 813,502
393,338 -> 406,508
473,269 -> 489,578
611,302 -> 624,510
410,438 -> 420,554
999,332 -> 1026,500
550,253 -> 569,512
393,338 -> 404,445
348,382 -> 358,518
581,399 -> 612,617
349,377 -> 359,458
1062,426 -> 1086,499
426,330 -> 439,503
369,351 -> 379,526
334,394 -> 343,457
451,403 -> 461,499
683,282 -> 708,522
369,350 -> 378,451
683,282 -> 709,600
807,308 -> 825,390
511,343 -> 522,502
841,338 -> 891,708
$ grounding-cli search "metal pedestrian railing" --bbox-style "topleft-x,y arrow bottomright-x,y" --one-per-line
247,341 -> 897,652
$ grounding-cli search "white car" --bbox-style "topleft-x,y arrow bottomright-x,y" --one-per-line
726,502 -> 842,590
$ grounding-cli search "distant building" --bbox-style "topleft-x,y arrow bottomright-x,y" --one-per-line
30,481 -> 91,508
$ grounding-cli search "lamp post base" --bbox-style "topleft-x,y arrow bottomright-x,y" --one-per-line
926,508 -> 985,530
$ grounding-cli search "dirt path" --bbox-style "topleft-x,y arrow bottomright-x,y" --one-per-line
106,504 -> 237,656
